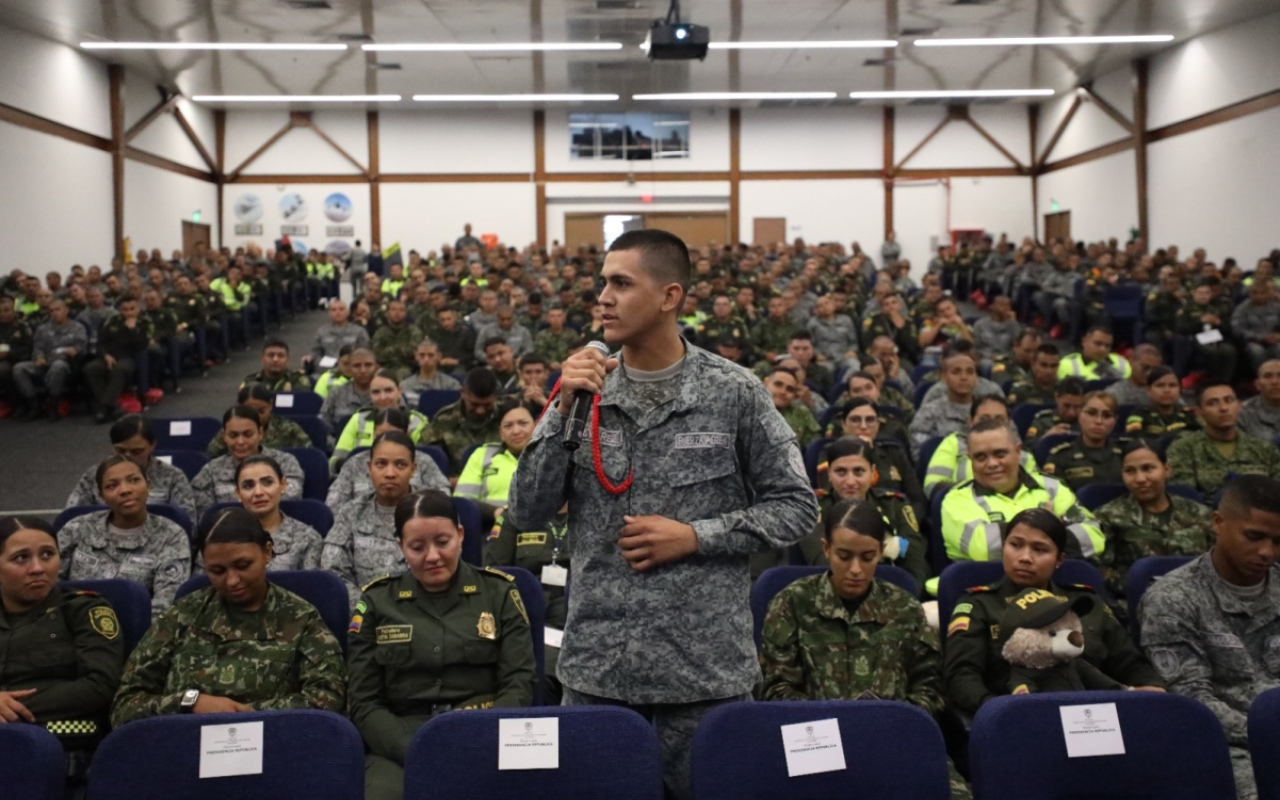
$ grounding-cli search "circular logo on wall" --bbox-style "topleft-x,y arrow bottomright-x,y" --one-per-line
326,240 -> 352,256
324,193 -> 353,222
278,192 -> 307,222
233,193 -> 263,223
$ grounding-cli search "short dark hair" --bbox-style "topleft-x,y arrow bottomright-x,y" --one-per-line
1220,475 -> 1280,519
197,506 -> 272,552
94,454 -> 145,490
971,394 -> 1009,418
371,430 -> 417,462
109,414 -> 155,445
0,516 -> 56,554
237,382 -> 275,406
1084,324 -> 1114,338
1004,508 -> 1069,554
1196,381 -> 1235,402
517,353 -> 548,370
1056,377 -> 1087,397
607,229 -> 692,294
788,330 -> 813,343
482,336 -> 508,352
1146,365 -> 1177,386
262,337 -> 289,353
235,454 -> 284,484
373,407 -> 411,432
1034,343 -> 1060,359
463,367 -> 498,398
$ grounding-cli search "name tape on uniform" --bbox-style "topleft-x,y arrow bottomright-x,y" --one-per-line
199,721 -> 264,778
1059,703 -> 1125,758
498,717 -> 559,770
780,718 -> 846,777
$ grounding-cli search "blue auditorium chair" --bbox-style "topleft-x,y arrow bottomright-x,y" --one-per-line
280,446 -> 330,501
1125,554 -> 1195,642
0,724 -> 64,800
1249,687 -> 1280,800
153,450 -> 209,481
272,390 -> 323,417
152,416 -> 221,452
54,503 -> 192,539
494,566 -> 546,703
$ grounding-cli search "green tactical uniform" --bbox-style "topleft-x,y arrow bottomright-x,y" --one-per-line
240,369 -> 312,392
1167,430 -> 1280,496
1024,409 -> 1078,447
206,414 -> 314,457
348,566 -> 536,800
371,322 -> 423,379
533,327 -> 576,367
422,400 -> 504,477
990,360 -> 1030,385
942,578 -> 1163,714
143,307 -> 181,347
751,318 -> 797,358
110,583 -> 346,726
1125,406 -> 1199,438
406,302 -> 437,331
1094,493 -> 1214,600
696,318 -> 752,354
1144,290 -> 1183,341
760,575 -> 971,799
779,403 -> 821,448
164,293 -> 208,332
1006,379 -> 1056,408
1042,439 -> 1124,492
0,588 -> 123,746
860,313 -> 919,360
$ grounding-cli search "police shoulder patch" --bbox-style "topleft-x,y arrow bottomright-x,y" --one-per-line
509,589 -> 529,624
362,575 -> 393,592
966,584 -> 995,594
88,606 -> 120,640
483,566 -> 516,582
1049,442 -> 1072,455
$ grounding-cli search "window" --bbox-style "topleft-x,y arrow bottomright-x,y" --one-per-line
570,112 -> 690,160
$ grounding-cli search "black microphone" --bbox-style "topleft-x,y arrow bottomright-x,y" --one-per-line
563,340 -> 611,451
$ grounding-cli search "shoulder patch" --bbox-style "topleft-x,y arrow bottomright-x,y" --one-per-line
965,584 -> 995,594
483,566 -> 516,582
1049,442 -> 1072,455
362,575 -> 393,592
88,606 -> 120,640
1064,582 -> 1096,592
509,588 -> 529,624
65,589 -> 100,598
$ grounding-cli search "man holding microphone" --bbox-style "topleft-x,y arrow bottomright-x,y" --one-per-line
510,229 -> 818,799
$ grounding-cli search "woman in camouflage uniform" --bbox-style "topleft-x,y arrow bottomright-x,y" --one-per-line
759,499 -> 971,799
206,383 -> 313,457
325,409 -> 450,508
1095,439 -> 1214,601
110,507 -> 345,725
191,405 -> 305,518
233,455 -> 324,571
65,414 -> 197,520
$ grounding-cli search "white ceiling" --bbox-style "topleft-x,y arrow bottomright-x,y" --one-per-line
0,0 -> 1274,108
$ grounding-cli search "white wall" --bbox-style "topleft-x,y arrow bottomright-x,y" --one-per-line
221,182 -> 370,257
739,107 -> 881,171
380,110 -> 534,174
0,25 -> 109,137
738,179 -> 881,249
1149,105 -> 1280,263
225,110 -> 368,175
545,181 -> 727,247
123,65 -> 218,173
124,160 -> 218,256
382,182 -> 537,253
0,122 -> 114,269
1035,150 -> 1138,244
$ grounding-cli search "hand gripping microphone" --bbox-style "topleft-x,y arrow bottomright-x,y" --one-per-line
563,340 -> 612,451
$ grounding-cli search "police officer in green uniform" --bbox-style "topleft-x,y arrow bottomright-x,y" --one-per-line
0,516 -> 124,786
1124,366 -> 1198,438
485,507 -> 570,703
1042,391 -> 1124,492
1005,344 -> 1060,407
347,491 -> 535,800
828,398 -> 925,508
943,508 -> 1163,714
1024,377 -> 1086,447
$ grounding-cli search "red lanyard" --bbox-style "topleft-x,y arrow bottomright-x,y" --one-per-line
543,379 -> 633,496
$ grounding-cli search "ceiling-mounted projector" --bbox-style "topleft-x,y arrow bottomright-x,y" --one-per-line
642,0 -> 709,60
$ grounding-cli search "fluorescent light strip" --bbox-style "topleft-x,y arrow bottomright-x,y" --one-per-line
848,89 -> 1054,99
709,40 -> 897,49
82,42 -> 347,51
192,95 -> 401,102
633,91 -> 838,101
916,35 -> 1173,47
414,94 -> 619,102
365,42 -> 622,52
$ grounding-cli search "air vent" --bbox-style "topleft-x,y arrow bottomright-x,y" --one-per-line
284,0 -> 332,9
368,62 -> 402,70
337,32 -> 373,42
596,0 -> 640,8
900,27 -> 938,37
863,57 -> 894,66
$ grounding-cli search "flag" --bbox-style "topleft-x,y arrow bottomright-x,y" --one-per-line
384,242 -> 403,271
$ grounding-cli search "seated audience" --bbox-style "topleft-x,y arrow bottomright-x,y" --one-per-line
1024,376 -> 1086,446
1042,391 -> 1123,492
192,405 -> 305,516
320,346 -> 378,432
110,507 -> 345,725
422,368 -> 503,477
326,409 -> 450,508
207,383 -> 312,457
1058,325 -> 1131,381
66,414 -> 197,519
241,336 -> 311,391
13,298 -> 87,421
1168,383 -> 1280,497
1105,344 -> 1163,408
303,299 -> 369,369
83,296 -> 151,424
1125,365 -> 1198,437
1176,278 -> 1238,385
1005,344 -> 1060,407
765,367 -> 820,448
832,397 -> 923,504
924,395 -> 1038,498
455,401 -> 536,522
1238,359 -> 1280,442
332,369 -> 429,471
909,346 -> 979,459
397,338 -> 460,409
233,455 -> 324,570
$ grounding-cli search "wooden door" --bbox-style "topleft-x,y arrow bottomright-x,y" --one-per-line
182,221 -> 212,258
753,217 -> 786,246
563,213 -> 607,250
1043,211 -> 1071,245
643,212 -> 729,250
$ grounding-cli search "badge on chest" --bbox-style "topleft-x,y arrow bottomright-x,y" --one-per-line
477,612 -> 497,640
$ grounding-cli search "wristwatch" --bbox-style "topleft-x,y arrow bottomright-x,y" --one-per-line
180,689 -> 200,713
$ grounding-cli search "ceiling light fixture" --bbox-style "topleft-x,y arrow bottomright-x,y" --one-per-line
82,42 -> 347,51
413,93 -> 620,102
191,94 -> 400,102
633,91 -> 838,101
847,89 -> 1054,99
916,35 -> 1174,47
365,42 -> 623,52
708,40 -> 897,49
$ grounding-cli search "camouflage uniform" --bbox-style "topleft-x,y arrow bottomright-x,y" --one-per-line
1006,379 -> 1056,408
240,369 -> 311,392
533,327 -> 577,366
759,574 -> 971,799
1167,430 -> 1280,496
371,322 -> 423,379
908,398 -> 971,461
1238,396 -> 1280,443
972,317 -> 1021,363
308,321 -> 370,364
510,343 -> 818,800
65,456 -> 197,521
264,515 -> 325,571
321,380 -> 373,433
0,586 -> 123,747
1024,409 -> 1078,447
860,313 -> 918,360
0,312 -> 32,399
1094,493 -> 1213,599
919,377 -> 1004,409
1139,555 -> 1280,800
347,565 -> 536,800
1125,406 -> 1199,438
944,577 -> 1162,714
325,452 -> 450,509
751,318 -> 797,358
110,583 -> 346,726
207,414 -> 313,457
398,371 -> 460,410
806,315 -> 859,366
421,399 -> 503,477
57,511 -> 192,618
779,403 -> 821,448
191,448 -> 305,517
1042,438 -> 1124,492
322,492 -> 406,608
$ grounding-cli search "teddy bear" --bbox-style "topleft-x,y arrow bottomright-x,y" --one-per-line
999,587 -> 1127,696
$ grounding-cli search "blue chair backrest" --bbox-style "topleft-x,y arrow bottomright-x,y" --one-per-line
417,444 -> 450,477
175,570 -> 352,651
1032,432 -> 1079,465
970,691 -> 1235,800
454,496 -> 484,566
418,389 -> 461,418
87,710 -> 364,800
282,498 -> 335,536
290,415 -> 331,451
910,363 -> 936,384
817,405 -> 840,431
1249,687 -> 1280,800
1167,483 -> 1206,505
1011,404 -> 1053,438
912,380 -> 935,409
802,437 -> 833,488
280,447 -> 331,501
153,449 -> 209,481
403,706 -> 662,800
54,503 -> 192,538
273,390 -> 323,417
927,486 -> 953,575
1076,481 -> 1127,511
917,434 -> 946,476
153,416 -> 222,452
691,700 -> 951,800
750,566 -> 921,648
61,578 -> 153,655
1126,555 -> 1195,643
0,725 -> 63,800
494,566 -> 546,703
1104,284 -> 1147,319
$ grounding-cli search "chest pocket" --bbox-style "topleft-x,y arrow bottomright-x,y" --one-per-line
374,642 -> 414,668
271,552 -> 300,571
1204,631 -> 1254,679
116,554 -> 159,587
353,535 -> 406,584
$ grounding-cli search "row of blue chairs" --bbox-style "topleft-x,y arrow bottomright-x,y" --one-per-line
7,687 -> 1271,800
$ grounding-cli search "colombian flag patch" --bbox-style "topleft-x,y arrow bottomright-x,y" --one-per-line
947,616 -> 970,636
349,614 -> 363,633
